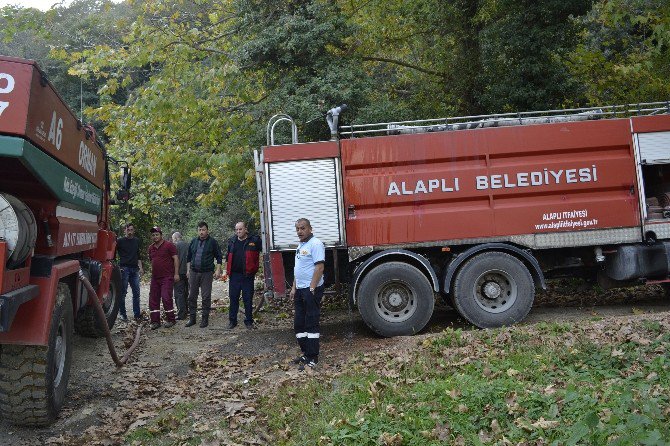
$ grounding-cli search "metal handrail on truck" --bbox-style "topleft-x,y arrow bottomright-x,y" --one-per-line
338,101 -> 670,137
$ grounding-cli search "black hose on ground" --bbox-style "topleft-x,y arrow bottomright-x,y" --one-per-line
78,270 -> 143,367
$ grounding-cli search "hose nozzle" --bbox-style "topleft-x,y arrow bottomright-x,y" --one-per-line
326,104 -> 348,140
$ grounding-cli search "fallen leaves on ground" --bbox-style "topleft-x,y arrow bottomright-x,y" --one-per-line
41,281 -> 670,446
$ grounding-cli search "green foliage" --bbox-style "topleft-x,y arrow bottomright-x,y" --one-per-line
429,328 -> 467,349
1,0 -> 136,119
124,402 -> 203,445
263,324 -> 670,445
2,0 -> 670,230
568,0 -> 670,103
157,179 -> 255,241
52,0 -> 263,219
343,0 -> 592,117
476,0 -> 593,111
341,0 -> 468,118
234,0 -> 371,141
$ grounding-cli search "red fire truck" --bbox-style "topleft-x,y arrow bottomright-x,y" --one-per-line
0,56 -> 126,425
256,103 -> 670,337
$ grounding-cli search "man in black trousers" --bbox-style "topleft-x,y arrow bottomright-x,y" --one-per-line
171,231 -> 189,320
224,221 -> 262,329
185,222 -> 222,328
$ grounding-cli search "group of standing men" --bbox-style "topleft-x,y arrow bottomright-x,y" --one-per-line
116,217 -> 326,371
116,221 -> 261,331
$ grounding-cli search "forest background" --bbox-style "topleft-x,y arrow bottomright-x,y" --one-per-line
1,0 -> 669,242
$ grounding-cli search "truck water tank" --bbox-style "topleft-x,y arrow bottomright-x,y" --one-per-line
0,193 -> 37,268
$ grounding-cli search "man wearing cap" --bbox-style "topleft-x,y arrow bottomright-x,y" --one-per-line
186,221 -> 223,328
148,226 -> 179,329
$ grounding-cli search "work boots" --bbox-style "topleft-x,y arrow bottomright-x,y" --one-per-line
199,314 -> 209,328
185,314 -> 197,327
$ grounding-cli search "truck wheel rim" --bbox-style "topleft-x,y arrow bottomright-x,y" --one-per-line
53,318 -> 67,388
472,269 -> 517,314
103,279 -> 117,318
375,281 -> 417,322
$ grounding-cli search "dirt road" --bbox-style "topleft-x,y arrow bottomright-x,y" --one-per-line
1,280 -> 669,445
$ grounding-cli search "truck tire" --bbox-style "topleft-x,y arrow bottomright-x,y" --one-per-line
0,283 -> 73,426
452,251 -> 534,328
74,266 -> 121,337
358,261 -> 434,337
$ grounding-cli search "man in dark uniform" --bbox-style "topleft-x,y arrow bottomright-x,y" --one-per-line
224,221 -> 262,329
290,218 -> 325,371
116,223 -> 143,322
172,231 -> 189,320
186,221 -> 223,328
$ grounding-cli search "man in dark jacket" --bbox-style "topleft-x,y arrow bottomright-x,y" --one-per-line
224,221 -> 261,329
186,221 -> 223,328
172,231 -> 189,320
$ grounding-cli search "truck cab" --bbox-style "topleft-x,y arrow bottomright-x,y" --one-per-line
0,55 -> 123,425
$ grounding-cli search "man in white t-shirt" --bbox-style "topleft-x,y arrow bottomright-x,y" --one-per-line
290,218 -> 325,371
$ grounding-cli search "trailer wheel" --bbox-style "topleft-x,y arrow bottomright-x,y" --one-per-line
74,266 -> 121,337
0,283 -> 73,426
358,261 -> 434,337
452,251 -> 534,328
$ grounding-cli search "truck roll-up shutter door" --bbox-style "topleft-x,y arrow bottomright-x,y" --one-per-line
267,158 -> 344,249
638,131 -> 670,164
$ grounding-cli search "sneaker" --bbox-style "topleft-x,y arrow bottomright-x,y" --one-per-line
245,324 -> 257,330
134,316 -> 147,322
176,314 -> 187,321
163,321 -> 175,328
292,355 -> 307,365
150,322 -> 161,330
119,315 -> 128,322
227,322 -> 237,329
298,360 -> 317,372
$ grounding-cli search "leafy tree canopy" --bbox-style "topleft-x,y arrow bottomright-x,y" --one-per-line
1,0 -> 669,231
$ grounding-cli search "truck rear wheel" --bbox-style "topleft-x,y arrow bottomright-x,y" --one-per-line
0,283 -> 73,426
452,251 -> 534,328
74,266 -> 121,338
358,261 -> 434,337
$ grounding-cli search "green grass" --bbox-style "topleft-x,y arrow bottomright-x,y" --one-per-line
261,321 -> 670,445
124,402 -> 204,445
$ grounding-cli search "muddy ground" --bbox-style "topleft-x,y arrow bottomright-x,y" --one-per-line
1,279 -> 670,445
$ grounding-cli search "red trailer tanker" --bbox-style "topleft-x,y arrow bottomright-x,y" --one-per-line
0,56 -> 127,425
256,103 -> 670,336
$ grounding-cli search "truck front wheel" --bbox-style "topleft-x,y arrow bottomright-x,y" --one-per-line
358,261 -> 434,337
0,282 -> 73,426
75,265 -> 121,337
452,251 -> 534,328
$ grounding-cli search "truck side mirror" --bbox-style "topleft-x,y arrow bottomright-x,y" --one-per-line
121,166 -> 131,190
115,166 -> 131,202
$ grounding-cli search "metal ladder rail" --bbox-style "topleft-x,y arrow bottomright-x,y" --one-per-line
338,101 -> 670,138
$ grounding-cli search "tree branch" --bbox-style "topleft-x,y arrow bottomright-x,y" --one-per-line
362,56 -> 447,78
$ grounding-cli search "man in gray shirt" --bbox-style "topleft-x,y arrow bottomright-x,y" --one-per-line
172,231 -> 190,320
